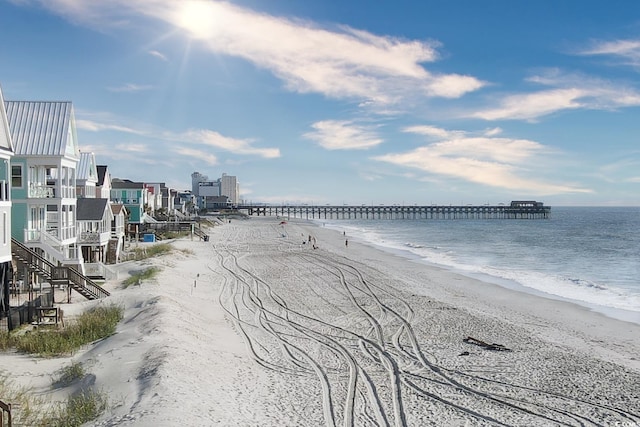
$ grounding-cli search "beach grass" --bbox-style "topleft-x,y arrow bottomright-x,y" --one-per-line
122,266 -> 161,288
124,242 -> 173,261
48,389 -> 108,427
52,361 -> 85,388
0,372 -> 107,427
6,304 -> 123,357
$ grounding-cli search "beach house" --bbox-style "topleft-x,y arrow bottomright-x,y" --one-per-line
76,152 -> 99,198
110,179 -> 151,236
96,165 -> 111,199
4,100 -> 84,272
76,197 -> 115,278
0,87 -> 15,317
76,157 -> 127,276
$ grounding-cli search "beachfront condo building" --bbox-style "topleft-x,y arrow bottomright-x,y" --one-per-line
192,171 -> 240,210
220,173 -> 240,205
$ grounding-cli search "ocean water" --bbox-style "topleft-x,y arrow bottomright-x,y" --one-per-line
320,207 -> 640,324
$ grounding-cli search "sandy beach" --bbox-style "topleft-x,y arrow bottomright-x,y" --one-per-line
3,216 -> 640,426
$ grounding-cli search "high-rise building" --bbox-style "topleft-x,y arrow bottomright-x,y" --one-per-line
220,173 -> 239,205
191,171 -> 208,197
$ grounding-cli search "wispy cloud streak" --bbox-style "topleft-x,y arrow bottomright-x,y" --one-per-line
579,38 -> 640,69
471,70 -> 640,121
304,120 -> 383,150
375,125 -> 591,195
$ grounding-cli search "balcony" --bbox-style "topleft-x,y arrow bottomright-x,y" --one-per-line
23,229 -> 81,263
28,183 -> 76,199
29,183 -> 55,198
78,230 -> 111,245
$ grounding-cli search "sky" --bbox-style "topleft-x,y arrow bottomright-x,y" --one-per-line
1,0 -> 639,206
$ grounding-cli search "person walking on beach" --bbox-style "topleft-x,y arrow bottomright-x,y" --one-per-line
345,239 -> 348,247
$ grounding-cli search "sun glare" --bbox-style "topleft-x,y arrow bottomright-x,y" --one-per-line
176,0 -> 217,39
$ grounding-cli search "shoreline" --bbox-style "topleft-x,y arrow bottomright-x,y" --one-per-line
316,218 -> 640,327
1,216 -> 638,426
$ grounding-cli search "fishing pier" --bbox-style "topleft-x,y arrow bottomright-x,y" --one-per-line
239,201 -> 550,220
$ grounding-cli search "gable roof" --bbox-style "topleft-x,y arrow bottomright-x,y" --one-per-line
111,179 -> 145,189
4,100 -> 79,158
111,203 -> 127,215
77,152 -> 98,182
77,198 -> 111,221
0,86 -> 14,154
97,165 -> 108,186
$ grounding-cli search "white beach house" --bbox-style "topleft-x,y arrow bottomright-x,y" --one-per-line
4,100 -> 83,272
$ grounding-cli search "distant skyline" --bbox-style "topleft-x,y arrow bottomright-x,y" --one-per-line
1,0 -> 639,206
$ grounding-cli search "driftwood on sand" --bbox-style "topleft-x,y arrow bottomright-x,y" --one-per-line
463,336 -> 512,351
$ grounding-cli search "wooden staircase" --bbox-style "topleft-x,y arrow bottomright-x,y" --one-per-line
11,238 -> 110,300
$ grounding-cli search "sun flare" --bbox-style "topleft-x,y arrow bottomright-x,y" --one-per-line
176,0 -> 217,39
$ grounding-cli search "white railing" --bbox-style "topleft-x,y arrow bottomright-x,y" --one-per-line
28,184 -> 55,198
84,262 -> 119,280
111,225 -> 125,238
78,230 -> 111,244
61,186 -> 76,198
24,228 -> 82,263
59,226 -> 76,241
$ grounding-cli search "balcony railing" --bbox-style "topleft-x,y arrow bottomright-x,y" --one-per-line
110,224 -> 125,238
28,183 -> 76,199
84,262 -> 119,280
78,230 -> 111,244
28,184 -> 55,198
23,229 -> 81,262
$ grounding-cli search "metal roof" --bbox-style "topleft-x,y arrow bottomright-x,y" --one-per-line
0,87 -> 14,154
77,152 -> 97,181
4,100 -> 78,157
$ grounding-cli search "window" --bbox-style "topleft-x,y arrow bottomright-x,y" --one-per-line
11,165 -> 23,188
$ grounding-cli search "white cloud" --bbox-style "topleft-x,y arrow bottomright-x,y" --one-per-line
178,129 -> 281,159
173,147 -> 218,165
148,49 -> 168,61
76,119 -> 143,134
115,143 -> 149,153
471,70 -> 640,121
21,0 -> 485,106
107,83 -> 153,93
472,88 -> 585,121
304,120 -> 383,150
402,125 -> 464,139
375,128 -> 591,195
76,114 -> 280,159
483,127 -> 502,136
424,73 -> 485,98
579,39 -> 640,68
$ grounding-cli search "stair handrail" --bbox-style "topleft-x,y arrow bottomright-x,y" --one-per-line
11,238 -> 110,300
65,266 -> 110,299
11,238 -> 55,279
